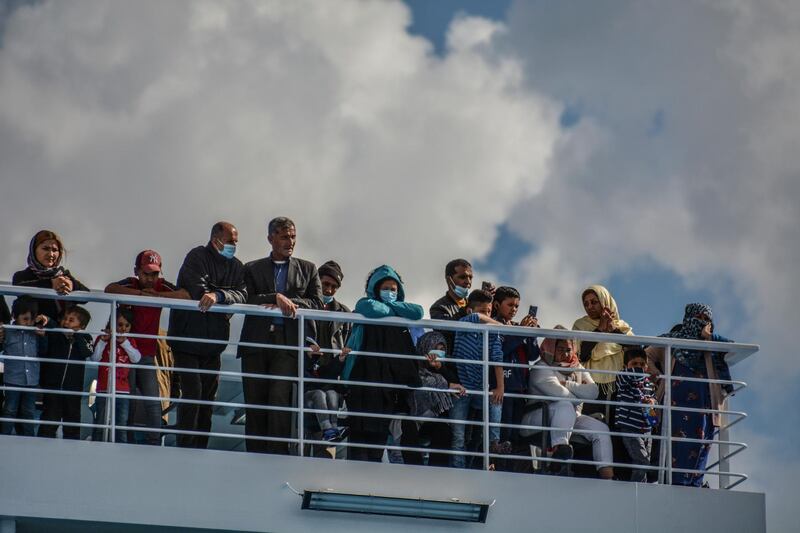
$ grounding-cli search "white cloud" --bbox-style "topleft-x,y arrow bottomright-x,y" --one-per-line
492,0 -> 799,528
0,0 -> 562,312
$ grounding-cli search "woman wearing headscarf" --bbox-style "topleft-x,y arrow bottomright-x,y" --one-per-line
342,265 -> 424,462
651,303 -> 733,487
519,326 -> 614,479
12,230 -> 88,323
399,331 -> 465,466
572,285 -> 633,421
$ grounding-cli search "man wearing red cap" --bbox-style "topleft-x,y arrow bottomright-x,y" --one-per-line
105,250 -> 189,444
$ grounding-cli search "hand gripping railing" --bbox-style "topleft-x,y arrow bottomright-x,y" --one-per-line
0,284 -> 759,489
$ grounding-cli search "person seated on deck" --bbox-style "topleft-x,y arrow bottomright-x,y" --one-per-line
520,328 -> 614,479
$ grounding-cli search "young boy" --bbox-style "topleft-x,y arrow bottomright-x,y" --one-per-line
90,307 -> 142,443
615,347 -> 657,483
1,296 -> 49,436
448,289 -> 505,468
39,306 -> 93,439
492,286 -> 540,460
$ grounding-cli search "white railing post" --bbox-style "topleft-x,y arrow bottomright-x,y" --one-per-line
664,344 -> 672,485
109,300 -> 117,443
719,396 -> 731,489
297,314 -> 305,457
482,329 -> 490,471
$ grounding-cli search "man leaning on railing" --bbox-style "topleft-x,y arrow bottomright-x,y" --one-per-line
167,221 -> 247,449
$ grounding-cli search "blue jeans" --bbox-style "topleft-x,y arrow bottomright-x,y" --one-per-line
448,394 -> 502,468
92,396 -> 130,443
1,388 -> 37,436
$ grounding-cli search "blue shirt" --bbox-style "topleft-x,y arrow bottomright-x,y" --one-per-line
452,313 -> 503,391
2,327 -> 47,386
272,260 -> 289,325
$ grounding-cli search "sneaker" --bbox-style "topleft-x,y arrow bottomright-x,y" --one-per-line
323,426 -> 349,443
549,444 -> 573,476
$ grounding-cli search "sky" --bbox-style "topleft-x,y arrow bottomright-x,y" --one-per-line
0,1 -> 797,529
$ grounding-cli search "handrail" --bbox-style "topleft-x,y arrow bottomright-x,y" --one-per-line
0,284 -> 758,488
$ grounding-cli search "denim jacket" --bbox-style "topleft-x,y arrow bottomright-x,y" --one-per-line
1,327 -> 48,386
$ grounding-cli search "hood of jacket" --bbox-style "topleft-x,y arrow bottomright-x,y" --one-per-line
365,264 -> 406,302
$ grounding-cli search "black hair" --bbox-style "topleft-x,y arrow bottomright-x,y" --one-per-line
268,217 -> 296,236
64,305 -> 92,328
445,258 -> 472,278
493,286 -> 520,304
624,346 -> 648,366
210,222 -> 226,240
106,306 -> 135,330
11,295 -> 38,319
466,289 -> 493,308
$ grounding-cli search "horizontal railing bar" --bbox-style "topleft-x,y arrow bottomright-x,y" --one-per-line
0,285 -> 760,358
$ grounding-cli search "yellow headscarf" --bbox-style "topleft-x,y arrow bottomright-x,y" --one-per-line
572,285 -> 633,384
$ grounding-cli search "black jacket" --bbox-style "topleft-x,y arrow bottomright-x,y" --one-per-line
167,244 -> 247,357
238,256 -> 322,357
347,324 -> 421,437
12,268 -> 89,323
41,332 -> 93,391
315,299 -> 352,352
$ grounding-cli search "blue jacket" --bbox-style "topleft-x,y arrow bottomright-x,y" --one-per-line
1,327 -> 48,386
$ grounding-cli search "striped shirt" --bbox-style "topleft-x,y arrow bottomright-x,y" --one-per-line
615,372 -> 656,434
452,313 -> 503,391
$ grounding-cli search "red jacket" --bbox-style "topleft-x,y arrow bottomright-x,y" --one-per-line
92,338 -> 142,393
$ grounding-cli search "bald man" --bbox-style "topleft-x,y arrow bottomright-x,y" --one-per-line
167,221 -> 247,448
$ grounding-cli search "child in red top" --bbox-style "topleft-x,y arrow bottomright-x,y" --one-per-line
91,308 -> 141,443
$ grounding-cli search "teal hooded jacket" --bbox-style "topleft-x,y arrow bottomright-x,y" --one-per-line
342,265 -> 423,380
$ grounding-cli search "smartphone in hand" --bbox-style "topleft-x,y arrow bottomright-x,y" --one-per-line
528,305 -> 538,318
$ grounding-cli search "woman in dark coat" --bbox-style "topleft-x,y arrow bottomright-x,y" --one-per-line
12,230 -> 88,323
343,265 -> 423,462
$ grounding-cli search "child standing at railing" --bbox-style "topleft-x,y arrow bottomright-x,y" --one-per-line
448,289 -> 506,468
615,347 -> 657,483
90,308 -> 141,443
0,296 -> 49,436
39,306 -> 93,439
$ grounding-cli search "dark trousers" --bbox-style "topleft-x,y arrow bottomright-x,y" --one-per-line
241,330 -> 298,455
39,391 -> 82,439
400,418 -> 452,467
349,430 -> 386,462
130,356 -> 162,445
174,351 -> 220,449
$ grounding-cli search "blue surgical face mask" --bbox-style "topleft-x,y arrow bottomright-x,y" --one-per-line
380,289 -> 398,303
428,349 -> 446,360
322,295 -> 334,305
452,284 -> 469,299
219,244 -> 236,259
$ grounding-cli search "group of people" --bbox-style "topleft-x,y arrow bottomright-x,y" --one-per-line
0,221 -> 736,487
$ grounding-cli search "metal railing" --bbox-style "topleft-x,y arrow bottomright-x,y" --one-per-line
0,284 -> 759,489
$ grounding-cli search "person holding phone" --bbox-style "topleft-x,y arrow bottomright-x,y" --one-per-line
491,286 -> 540,467
572,285 -> 634,422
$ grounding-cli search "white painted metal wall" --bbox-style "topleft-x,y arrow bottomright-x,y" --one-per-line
0,436 -> 765,533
